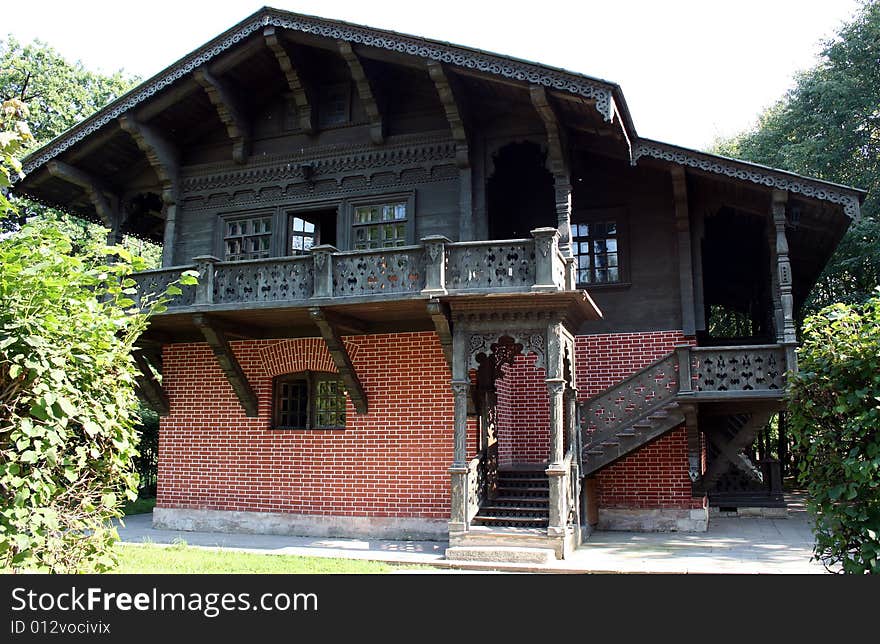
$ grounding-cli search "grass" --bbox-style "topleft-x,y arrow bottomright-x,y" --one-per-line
114,542 -> 428,574
122,496 -> 157,515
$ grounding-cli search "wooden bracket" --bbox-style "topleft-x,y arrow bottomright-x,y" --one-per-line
118,115 -> 180,200
337,41 -> 384,144
264,26 -> 315,133
427,299 -> 453,372
193,66 -> 251,163
530,85 -> 569,178
309,307 -> 368,414
193,314 -> 259,417
45,160 -> 117,229
427,62 -> 469,168
132,351 -> 170,416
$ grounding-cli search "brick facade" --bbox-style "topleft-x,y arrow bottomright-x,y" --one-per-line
157,331 -> 476,520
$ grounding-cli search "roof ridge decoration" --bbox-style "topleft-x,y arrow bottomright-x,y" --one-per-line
633,140 -> 862,220
20,8 -> 614,176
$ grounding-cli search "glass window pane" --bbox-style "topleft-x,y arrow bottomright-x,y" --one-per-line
608,267 -> 619,281
394,204 -> 406,220
293,217 -> 304,232
606,222 -> 617,236
578,255 -> 590,268
606,239 -> 618,252
304,221 -> 315,233
593,240 -> 607,254
607,253 -> 618,267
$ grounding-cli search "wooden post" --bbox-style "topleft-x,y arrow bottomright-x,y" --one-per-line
676,344 -> 693,395
449,327 -> 470,533
531,227 -> 560,292
192,255 -> 219,305
772,189 -> 798,375
421,235 -> 451,296
671,167 -> 696,337
310,244 -> 338,298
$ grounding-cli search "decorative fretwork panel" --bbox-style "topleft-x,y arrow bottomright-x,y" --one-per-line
213,257 -> 314,304
131,266 -> 197,308
691,347 -> 786,392
332,248 -> 425,297
467,453 -> 487,522
579,354 -> 679,435
446,241 -> 536,291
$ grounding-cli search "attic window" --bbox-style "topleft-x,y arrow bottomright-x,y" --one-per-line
318,83 -> 350,128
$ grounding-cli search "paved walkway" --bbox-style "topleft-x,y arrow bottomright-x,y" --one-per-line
117,497 -> 828,574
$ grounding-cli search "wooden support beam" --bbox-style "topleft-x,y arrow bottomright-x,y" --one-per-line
45,160 -> 117,229
309,307 -> 368,415
315,309 -> 368,335
264,26 -> 315,133
530,85 -> 572,255
117,115 -> 180,198
337,40 -> 384,144
132,351 -> 170,417
427,62 -> 469,168
427,299 -> 453,372
671,167 -> 697,337
193,314 -> 259,417
193,66 -> 251,164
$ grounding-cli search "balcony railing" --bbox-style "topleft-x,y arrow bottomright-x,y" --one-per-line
131,226 -> 574,311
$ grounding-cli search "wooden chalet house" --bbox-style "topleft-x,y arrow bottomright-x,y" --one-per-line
13,8 -> 865,559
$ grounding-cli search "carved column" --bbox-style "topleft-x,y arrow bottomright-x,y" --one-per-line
421,235 -> 451,296
546,376 -> 568,538
449,328 -> 470,533
193,255 -> 219,305
531,227 -> 560,292
310,244 -> 338,298
161,189 -> 177,267
772,190 -> 798,373
555,180 -> 573,256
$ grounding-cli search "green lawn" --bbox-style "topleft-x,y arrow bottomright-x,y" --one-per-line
115,542 -> 426,574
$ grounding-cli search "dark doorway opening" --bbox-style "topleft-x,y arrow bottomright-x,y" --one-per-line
286,208 -> 337,255
487,142 -> 555,240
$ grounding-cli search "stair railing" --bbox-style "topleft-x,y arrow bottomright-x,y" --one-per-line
466,451 -> 486,522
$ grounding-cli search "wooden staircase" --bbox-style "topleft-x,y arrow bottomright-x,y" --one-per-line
472,469 -> 549,529
582,400 -> 686,475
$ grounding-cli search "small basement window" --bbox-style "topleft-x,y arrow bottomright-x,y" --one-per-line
273,372 -> 347,430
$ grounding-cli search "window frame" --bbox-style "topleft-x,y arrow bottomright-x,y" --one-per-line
343,191 -> 417,250
570,207 -> 630,288
218,210 -> 277,262
272,371 -> 347,430
317,82 -> 352,129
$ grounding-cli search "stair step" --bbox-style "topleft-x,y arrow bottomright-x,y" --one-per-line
616,430 -> 637,437
472,516 -> 549,527
586,449 -> 604,455
492,496 -> 549,506
478,506 -> 549,515
496,486 -> 549,494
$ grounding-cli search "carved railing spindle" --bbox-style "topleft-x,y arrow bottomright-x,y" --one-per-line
193,255 -> 220,305
311,244 -> 338,298
421,235 -> 451,296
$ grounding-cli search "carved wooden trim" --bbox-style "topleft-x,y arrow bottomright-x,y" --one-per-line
132,351 -> 170,417
633,140 -> 861,219
193,314 -> 259,417
45,160 -> 116,228
263,26 -> 314,133
309,307 -> 368,414
337,41 -> 384,145
193,66 -> 251,164
427,299 -> 453,372
427,62 -> 469,169
117,115 -> 180,199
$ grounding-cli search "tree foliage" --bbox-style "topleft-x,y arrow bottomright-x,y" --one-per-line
715,0 -> 880,315
788,290 -> 880,574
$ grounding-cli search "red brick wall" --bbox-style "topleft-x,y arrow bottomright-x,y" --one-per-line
495,355 -> 550,465
157,332 -> 473,520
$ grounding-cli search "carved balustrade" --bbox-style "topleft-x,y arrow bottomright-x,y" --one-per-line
332,247 -> 426,297
688,345 -> 786,394
130,265 -> 198,308
445,240 -> 536,291
213,256 -> 314,304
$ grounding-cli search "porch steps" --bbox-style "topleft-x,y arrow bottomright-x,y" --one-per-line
472,468 -> 549,529
444,545 -> 556,564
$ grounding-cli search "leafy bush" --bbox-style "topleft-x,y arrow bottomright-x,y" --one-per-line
788,289 -> 880,573
0,222 -> 195,572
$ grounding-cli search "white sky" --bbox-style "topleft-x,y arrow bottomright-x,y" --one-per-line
2,0 -> 862,150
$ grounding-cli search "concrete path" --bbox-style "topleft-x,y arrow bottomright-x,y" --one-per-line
116,497 -> 829,574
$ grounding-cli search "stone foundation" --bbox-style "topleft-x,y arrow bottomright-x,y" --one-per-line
597,507 -> 708,532
153,507 -> 448,541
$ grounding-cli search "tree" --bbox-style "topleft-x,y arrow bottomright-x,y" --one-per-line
715,0 -> 880,316
788,291 -> 880,574
0,99 -> 196,572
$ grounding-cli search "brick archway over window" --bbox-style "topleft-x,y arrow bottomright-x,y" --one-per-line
258,339 -> 360,377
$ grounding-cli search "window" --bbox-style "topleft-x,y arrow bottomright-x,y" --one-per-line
318,83 -> 350,128
224,215 -> 272,261
352,202 -> 408,249
274,372 -> 347,430
288,216 -> 317,255
571,218 -> 621,285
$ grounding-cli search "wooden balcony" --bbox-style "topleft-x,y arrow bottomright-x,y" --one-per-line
131,227 -> 574,342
